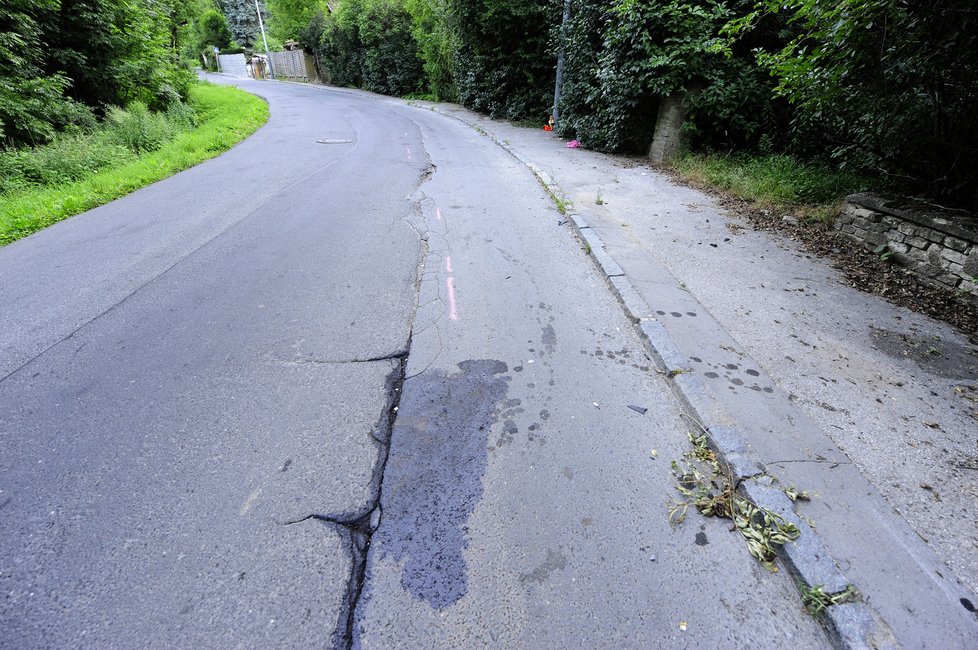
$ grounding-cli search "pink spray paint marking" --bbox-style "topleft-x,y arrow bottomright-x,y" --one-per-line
446,277 -> 459,321
445,256 -> 454,273
435,207 -> 443,221
405,146 -> 413,161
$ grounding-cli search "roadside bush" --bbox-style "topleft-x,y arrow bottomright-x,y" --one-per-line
404,0 -> 458,101
1,83 -> 268,247
312,0 -> 424,97
682,56 -> 778,152
44,0 -> 194,112
0,135 -> 131,194
447,0 -> 558,120
0,0 -> 95,146
556,1 -> 658,152
315,0 -> 366,87
267,0 -> 327,42
359,0 -> 425,96
557,0 -> 766,154
104,101 -> 196,153
196,9 -> 235,52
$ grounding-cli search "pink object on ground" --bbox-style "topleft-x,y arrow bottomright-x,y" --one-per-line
566,140 -> 581,148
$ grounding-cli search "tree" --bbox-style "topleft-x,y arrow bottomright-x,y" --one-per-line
737,0 -> 978,207
310,0 -> 424,95
219,0 -> 264,48
358,0 -> 424,95
266,0 -> 327,42
41,0 -> 193,110
197,9 -> 235,50
0,0 -> 93,146
446,0 -> 558,120
2,0 -> 201,148
557,0 -> 766,153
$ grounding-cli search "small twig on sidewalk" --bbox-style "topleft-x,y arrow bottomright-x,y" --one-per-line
768,459 -> 851,468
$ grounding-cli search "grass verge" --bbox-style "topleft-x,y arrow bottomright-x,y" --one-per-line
0,83 -> 268,247
671,152 -> 874,221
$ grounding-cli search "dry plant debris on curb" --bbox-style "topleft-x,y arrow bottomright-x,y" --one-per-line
800,584 -> 861,618
668,432 -> 804,572
665,173 -> 978,345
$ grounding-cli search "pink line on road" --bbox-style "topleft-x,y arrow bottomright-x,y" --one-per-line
435,207 -> 443,221
445,256 -> 453,273
446,277 -> 459,321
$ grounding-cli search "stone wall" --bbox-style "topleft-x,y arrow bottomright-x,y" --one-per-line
217,53 -> 249,78
834,192 -> 978,299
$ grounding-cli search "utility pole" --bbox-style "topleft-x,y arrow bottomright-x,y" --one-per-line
255,0 -> 274,78
552,0 -> 571,126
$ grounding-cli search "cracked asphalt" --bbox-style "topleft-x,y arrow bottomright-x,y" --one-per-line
0,78 -> 831,646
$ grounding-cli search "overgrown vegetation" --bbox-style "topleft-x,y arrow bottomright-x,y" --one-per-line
0,84 -> 268,246
261,0 -> 978,210
446,0 -> 557,119
0,0 -> 203,149
309,0 -> 426,96
673,152 -> 873,218
0,101 -> 195,196
558,0 -> 759,153
731,0 -> 978,210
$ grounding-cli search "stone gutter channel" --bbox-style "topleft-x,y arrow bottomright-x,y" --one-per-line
418,104 -> 898,649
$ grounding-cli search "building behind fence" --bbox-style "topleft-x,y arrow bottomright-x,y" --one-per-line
215,51 -> 311,82
269,50 -> 309,81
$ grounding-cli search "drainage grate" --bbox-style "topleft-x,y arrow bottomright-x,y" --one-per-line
316,138 -> 355,144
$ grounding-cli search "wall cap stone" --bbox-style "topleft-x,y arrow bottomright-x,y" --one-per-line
847,192 -> 978,243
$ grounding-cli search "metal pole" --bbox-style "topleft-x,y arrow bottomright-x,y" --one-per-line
255,0 -> 274,78
552,0 -> 571,125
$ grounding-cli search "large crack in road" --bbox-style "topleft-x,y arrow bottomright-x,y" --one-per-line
289,354 -> 408,649
324,144 -> 437,649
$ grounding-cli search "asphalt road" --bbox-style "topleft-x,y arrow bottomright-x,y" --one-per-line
0,78 -> 826,647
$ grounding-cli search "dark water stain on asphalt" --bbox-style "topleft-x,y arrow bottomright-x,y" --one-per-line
373,360 -> 509,609
870,326 -> 978,379
542,324 -> 557,354
520,549 -> 567,584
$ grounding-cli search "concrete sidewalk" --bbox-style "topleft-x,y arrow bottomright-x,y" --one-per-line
414,100 -> 978,647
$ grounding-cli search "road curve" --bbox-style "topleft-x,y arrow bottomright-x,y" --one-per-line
0,78 -> 827,648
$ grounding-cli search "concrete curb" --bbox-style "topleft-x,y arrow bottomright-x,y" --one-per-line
421,103 -> 900,649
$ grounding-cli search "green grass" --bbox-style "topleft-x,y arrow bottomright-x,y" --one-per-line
672,152 -> 873,220
0,83 -> 268,246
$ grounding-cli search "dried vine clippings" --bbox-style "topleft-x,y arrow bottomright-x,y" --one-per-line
668,433 -> 801,572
